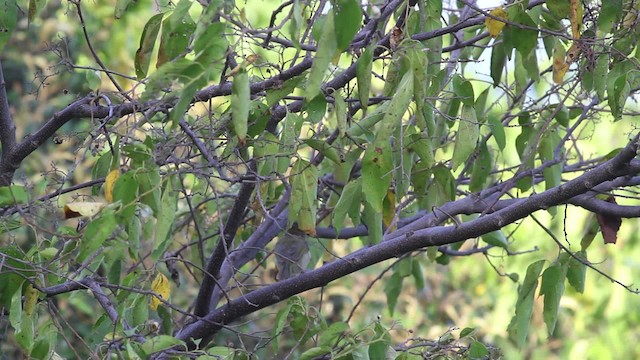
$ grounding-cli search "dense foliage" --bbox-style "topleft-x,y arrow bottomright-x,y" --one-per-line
1,0 -> 640,358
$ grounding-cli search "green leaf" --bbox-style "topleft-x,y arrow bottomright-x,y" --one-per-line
304,139 -> 343,164
266,75 -> 305,106
0,185 -> 28,206
333,0 -> 362,51
334,90 -> 347,136
384,271 -> 403,316
135,167 -> 162,216
78,210 -> 117,262
490,42 -> 506,87
114,0 -> 134,19
332,179 -> 361,234
152,177 -> 178,259
356,45 -> 374,113
288,0 -> 304,50
506,12 -> 538,57
362,198 -> 382,244
231,69 -> 250,144
157,0 -> 195,66
427,164 -> 455,207
408,133 -> 434,168
273,301 -> 292,351
507,259 -> 545,348
567,251 -> 587,293
452,75 -> 474,106
487,114 -> 506,151
277,113 -> 301,173
460,327 -> 476,338
468,341 -> 489,359
540,263 -> 567,336
113,172 -> 139,220
318,322 -> 349,347
254,132 -> 280,177
411,260 -> 425,289
469,142 -> 492,192
306,12 -> 337,100
599,0 -> 622,34
135,13 -> 163,79
539,129 -> 562,194
0,0 -> 17,53
546,0 -> 570,18
369,322 -> 391,359
300,347 -> 332,360
594,54 -> 609,100
141,335 -> 185,355
451,105 -> 479,171
481,230 -> 508,249
609,73 -> 630,120
304,94 -> 328,124
361,142 -> 393,213
374,70 -> 413,142
474,87 -> 490,117
289,159 -> 319,234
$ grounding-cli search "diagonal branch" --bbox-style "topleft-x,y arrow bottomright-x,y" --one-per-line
167,135 -> 640,351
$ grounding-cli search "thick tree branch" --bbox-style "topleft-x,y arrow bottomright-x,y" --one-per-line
0,60 -> 17,186
166,135 -> 640,350
193,161 -> 258,317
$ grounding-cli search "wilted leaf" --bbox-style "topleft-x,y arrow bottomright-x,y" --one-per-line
135,13 -> 163,79
150,273 -> 171,310
595,196 -> 622,244
63,202 -> 106,219
552,43 -> 569,84
485,8 -> 508,37
23,283 -> 38,317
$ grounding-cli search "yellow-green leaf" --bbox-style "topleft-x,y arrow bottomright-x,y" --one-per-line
451,105 -> 480,171
231,69 -> 250,144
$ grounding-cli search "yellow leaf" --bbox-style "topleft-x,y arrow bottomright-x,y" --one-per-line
569,0 -> 582,39
485,8 -> 508,37
104,169 -> 120,203
24,283 -> 39,316
150,272 -> 171,310
382,189 -> 396,230
553,44 -> 569,84
63,202 -> 106,219
103,332 -> 123,341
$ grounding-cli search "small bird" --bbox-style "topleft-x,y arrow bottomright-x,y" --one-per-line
274,223 -> 310,281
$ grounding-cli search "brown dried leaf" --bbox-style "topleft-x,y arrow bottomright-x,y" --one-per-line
595,196 -> 622,245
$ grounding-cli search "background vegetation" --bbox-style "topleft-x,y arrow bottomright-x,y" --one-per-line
1,0 -> 640,359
